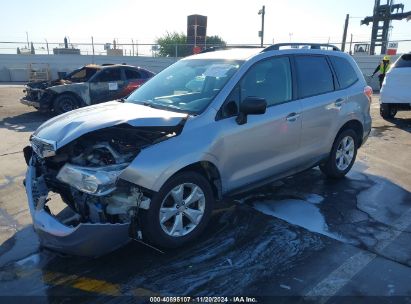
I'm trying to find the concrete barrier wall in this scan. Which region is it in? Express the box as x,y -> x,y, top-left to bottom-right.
0,54 -> 178,82
0,53 -> 401,91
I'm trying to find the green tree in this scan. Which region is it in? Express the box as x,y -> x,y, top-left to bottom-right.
205,35 -> 226,48
156,32 -> 226,57
156,32 -> 191,57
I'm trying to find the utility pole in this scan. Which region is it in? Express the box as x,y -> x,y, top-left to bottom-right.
131,39 -> 135,56
91,36 -> 95,56
26,31 -> 29,49
341,14 -> 349,52
45,39 -> 49,55
91,36 -> 95,63
349,33 -> 353,55
258,5 -> 265,47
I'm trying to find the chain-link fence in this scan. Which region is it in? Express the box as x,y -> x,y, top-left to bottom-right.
1,39 -> 410,57
0,41 -> 230,58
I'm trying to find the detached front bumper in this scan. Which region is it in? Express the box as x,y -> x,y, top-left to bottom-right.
25,160 -> 131,257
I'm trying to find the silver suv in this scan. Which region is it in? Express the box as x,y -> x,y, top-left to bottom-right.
24,43 -> 372,256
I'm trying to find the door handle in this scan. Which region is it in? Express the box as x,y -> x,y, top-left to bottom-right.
286,112 -> 300,122
335,98 -> 345,107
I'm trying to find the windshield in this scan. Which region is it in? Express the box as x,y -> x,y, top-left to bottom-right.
126,59 -> 243,114
65,67 -> 99,82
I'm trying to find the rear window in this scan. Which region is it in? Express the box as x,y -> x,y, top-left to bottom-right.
329,56 -> 358,89
295,56 -> 334,98
394,54 -> 411,68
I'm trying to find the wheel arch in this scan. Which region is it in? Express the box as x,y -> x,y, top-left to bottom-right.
335,119 -> 364,147
52,91 -> 85,107
170,161 -> 222,201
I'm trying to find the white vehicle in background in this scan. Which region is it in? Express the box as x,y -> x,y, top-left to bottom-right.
380,53 -> 411,119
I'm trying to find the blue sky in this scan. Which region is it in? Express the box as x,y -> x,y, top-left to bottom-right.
1,0 -> 410,53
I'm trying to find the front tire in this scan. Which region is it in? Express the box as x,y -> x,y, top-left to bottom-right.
53,94 -> 79,115
380,103 -> 397,119
320,129 -> 358,179
140,171 -> 214,248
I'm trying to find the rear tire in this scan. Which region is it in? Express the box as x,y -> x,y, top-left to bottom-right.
53,94 -> 79,115
380,103 -> 397,119
140,171 -> 214,248
320,129 -> 358,179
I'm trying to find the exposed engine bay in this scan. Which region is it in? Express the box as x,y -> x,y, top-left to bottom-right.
30,125 -> 176,229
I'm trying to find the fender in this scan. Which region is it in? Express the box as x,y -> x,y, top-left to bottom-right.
49,83 -> 89,106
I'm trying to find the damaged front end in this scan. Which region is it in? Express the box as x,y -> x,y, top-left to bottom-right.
20,83 -> 56,111
24,124 -> 177,256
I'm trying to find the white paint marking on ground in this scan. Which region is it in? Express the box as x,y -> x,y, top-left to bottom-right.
304,251 -> 376,303
304,206 -> 411,302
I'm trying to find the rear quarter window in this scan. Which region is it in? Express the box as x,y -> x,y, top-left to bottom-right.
394,54 -> 411,68
329,56 -> 358,89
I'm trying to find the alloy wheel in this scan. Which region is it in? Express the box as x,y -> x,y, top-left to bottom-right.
335,135 -> 355,171
159,183 -> 205,237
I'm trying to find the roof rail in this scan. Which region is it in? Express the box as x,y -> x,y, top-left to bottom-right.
200,45 -> 262,53
262,43 -> 340,52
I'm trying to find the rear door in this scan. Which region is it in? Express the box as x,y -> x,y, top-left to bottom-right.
89,67 -> 126,104
294,55 -> 342,161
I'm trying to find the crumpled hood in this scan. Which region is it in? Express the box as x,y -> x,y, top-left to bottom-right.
33,101 -> 188,149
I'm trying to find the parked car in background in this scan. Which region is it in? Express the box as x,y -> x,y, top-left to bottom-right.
380,53 -> 411,119
21,64 -> 155,114
23,43 -> 372,256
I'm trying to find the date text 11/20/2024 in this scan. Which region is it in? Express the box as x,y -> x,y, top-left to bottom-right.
149,297 -> 258,303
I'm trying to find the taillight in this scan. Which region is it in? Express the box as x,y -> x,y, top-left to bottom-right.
364,86 -> 373,103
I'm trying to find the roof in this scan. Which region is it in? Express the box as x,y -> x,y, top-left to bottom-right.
183,48 -> 263,61
84,64 -> 141,69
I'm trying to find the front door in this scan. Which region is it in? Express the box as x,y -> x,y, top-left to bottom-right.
214,56 -> 302,193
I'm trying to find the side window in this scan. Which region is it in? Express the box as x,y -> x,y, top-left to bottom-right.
295,56 -> 334,98
240,57 -> 292,107
329,56 -> 358,89
125,69 -> 141,80
220,57 -> 292,119
94,69 -> 122,82
395,54 -> 411,68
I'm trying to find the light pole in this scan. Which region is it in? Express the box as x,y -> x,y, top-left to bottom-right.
258,5 -> 265,47
45,39 -> 49,55
26,31 -> 29,49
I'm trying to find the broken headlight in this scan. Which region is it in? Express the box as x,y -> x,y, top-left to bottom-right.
56,163 -> 128,196
30,136 -> 56,158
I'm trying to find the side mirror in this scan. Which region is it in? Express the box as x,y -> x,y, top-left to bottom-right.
236,97 -> 267,125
